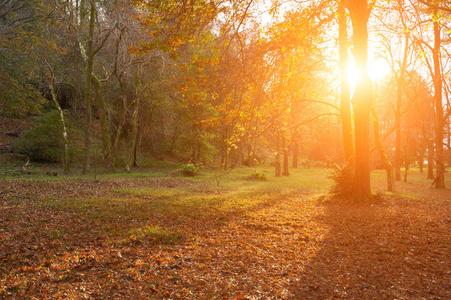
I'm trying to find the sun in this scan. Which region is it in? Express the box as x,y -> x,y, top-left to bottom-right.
347,57 -> 391,87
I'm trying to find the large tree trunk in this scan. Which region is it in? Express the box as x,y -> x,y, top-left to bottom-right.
432,14 -> 445,189
338,0 -> 354,162
82,0 -> 95,174
347,0 -> 372,201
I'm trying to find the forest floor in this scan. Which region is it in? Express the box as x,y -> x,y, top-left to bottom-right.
0,165 -> 450,299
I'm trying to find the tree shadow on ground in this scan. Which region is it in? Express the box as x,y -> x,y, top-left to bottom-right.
290,195 -> 451,299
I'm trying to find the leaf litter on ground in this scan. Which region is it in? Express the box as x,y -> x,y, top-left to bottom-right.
0,175 -> 450,299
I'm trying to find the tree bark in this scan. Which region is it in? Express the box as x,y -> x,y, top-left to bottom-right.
394,75 -> 403,181
404,156 -> 409,182
418,154 -> 424,173
448,119 -> 451,165
82,0 -> 95,174
427,139 -> 435,179
282,134 -> 289,176
347,0 -> 373,200
432,12 -> 445,188
223,128 -> 228,170
338,0 -> 354,162
49,84 -> 70,174
126,67 -> 142,172
275,131 -> 281,177
292,140 -> 299,168
92,74 -> 114,172
392,22 -> 411,181
372,108 -> 394,192
45,61 -> 69,174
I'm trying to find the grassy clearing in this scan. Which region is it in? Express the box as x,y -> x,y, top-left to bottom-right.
1,163 -> 450,299
371,168 -> 451,202
15,166 -> 331,245
22,165 -> 447,249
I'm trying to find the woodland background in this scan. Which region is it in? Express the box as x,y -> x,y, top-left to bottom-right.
1,1 -> 451,299
1,0 -> 451,190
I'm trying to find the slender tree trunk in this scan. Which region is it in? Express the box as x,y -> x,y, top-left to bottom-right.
45,61 -> 69,174
82,0 -> 95,174
418,153 -> 424,173
92,75 -> 114,172
292,140 -> 299,168
347,0 -> 372,200
404,157 -> 409,182
404,130 -> 409,182
79,0 -> 86,24
223,128 -> 228,170
247,142 -> 253,167
372,108 -> 394,192
133,133 -> 138,167
49,84 -> 70,174
394,76 -> 403,181
275,131 -> 281,177
112,70 -> 128,167
394,31 -> 410,181
448,119 -> 451,165
432,15 -> 445,188
338,0 -> 354,162
196,141 -> 201,162
283,134 -> 289,176
427,139 -> 435,179
419,131 -> 425,173
126,69 -> 142,172
113,110 -> 126,161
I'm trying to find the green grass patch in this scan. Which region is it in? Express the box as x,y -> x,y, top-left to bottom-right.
104,172 -> 166,179
126,225 -> 181,244
114,187 -> 186,198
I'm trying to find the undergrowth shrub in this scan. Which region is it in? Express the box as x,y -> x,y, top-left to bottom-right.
181,163 -> 199,176
328,161 -> 354,197
247,170 -> 268,181
12,110 -> 81,163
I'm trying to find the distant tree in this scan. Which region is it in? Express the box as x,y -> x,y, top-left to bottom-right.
0,0 -> 60,117
410,0 -> 451,188
377,0 -> 416,181
81,0 -> 96,174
